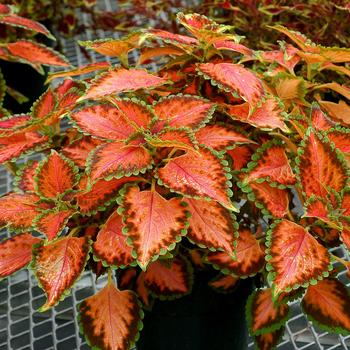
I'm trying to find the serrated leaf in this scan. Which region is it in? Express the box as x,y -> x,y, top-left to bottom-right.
225,98 -> 288,132
304,198 -> 331,223
302,278 -> 350,334
197,63 -> 264,105
269,25 -> 312,51
0,193 -> 41,230
6,40 -> 69,67
0,132 -> 48,164
121,186 -> 187,269
298,129 -> 348,198
315,83 -> 350,101
227,145 -> 254,171
246,145 -> 295,185
153,95 -> 214,130
79,281 -> 141,350
63,136 -> 102,167
0,233 -> 41,278
69,102 -> 135,141
247,288 -> 289,335
254,327 -> 285,350
138,46 -> 185,65
208,274 -> 238,293
83,68 -> 167,100
76,175 -> 139,215
93,211 -> 134,267
249,181 -> 289,218
207,228 -> 265,277
34,209 -> 74,241
0,4 -> 12,14
0,114 -> 30,135
311,104 -> 334,131
33,236 -> 90,310
327,129 -> 350,155
260,44 -> 300,72
184,198 -> 236,253
275,76 -> 306,101
143,256 -> 193,298
195,125 -> 252,151
158,149 -> 234,210
267,220 -> 331,295
0,14 -> 53,38
14,160 -> 39,192
147,29 -> 198,45
318,100 -> 350,126
35,151 -> 78,199
213,40 -> 253,57
88,142 -> 152,182
31,89 -> 56,120
135,272 -> 152,308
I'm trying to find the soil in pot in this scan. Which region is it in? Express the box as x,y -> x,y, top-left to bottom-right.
137,270 -> 253,350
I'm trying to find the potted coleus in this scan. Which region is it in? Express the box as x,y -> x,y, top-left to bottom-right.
0,12 -> 349,350
0,3 -> 70,113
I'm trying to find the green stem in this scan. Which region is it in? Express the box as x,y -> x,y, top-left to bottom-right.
4,162 -> 18,175
331,254 -> 348,267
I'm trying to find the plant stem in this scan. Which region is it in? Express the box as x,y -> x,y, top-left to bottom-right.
108,269 -> 113,284
331,253 -> 348,267
68,226 -> 81,237
4,162 -> 18,175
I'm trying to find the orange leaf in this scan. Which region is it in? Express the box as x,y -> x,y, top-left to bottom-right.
148,29 -> 198,45
227,145 -> 254,171
35,151 -> 78,199
254,327 -> 285,350
225,98 -> 288,132
14,160 -> 39,192
148,129 -> 197,152
34,209 -> 74,241
247,288 -> 289,335
121,186 -> 188,269
33,237 -> 90,310
184,198 -> 236,253
214,40 -> 253,57
93,211 -> 134,268
138,46 -> 185,65
208,274 -> 238,293
302,278 -> 350,334
197,63 -> 264,105
88,142 -> 152,182
0,132 -> 48,164
83,68 -> 167,100
143,257 -> 193,298
135,272 -> 152,308
153,95 -> 215,130
79,281 -> 141,350
207,228 -> 265,277
297,129 -> 348,198
267,220 -> 331,295
195,124 -> 252,151
0,233 -> 41,278
158,149 -> 235,210
31,88 -> 56,120
318,100 -> 350,126
76,175 -> 139,215
0,193 -> 41,230
311,104 -> 334,131
246,144 -> 295,185
6,40 -> 69,67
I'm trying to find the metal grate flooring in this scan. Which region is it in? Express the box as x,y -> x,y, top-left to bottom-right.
1,0 -> 350,349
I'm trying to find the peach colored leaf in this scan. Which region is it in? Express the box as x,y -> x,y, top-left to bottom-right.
153,95 -> 215,130
0,233 -> 41,278
79,281 -> 141,350
0,193 -> 41,230
88,142 -> 152,182
83,68 -> 167,100
208,274 -> 238,293
6,40 -> 69,67
34,209 -> 74,241
69,102 -> 135,141
147,29 -> 198,45
0,132 -> 48,164
195,124 -> 252,151
247,288 -> 289,335
143,257 -> 193,298
33,236 -> 90,310
249,181 -> 289,218
266,220 -> 331,295
121,186 -> 187,269
302,278 -> 350,334
311,104 -> 334,131
157,149 -> 234,210
318,100 -> 350,126
35,151 -> 78,199
197,63 -> 264,105
214,40 -> 253,57
93,211 -> 134,268
184,198 -> 236,253
75,175 -> 139,215
207,228 -> 265,277
245,144 -> 296,185
297,129 -> 348,198
225,98 -> 288,132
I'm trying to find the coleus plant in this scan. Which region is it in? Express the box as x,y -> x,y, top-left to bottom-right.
0,3 -> 70,108
0,11 -> 350,350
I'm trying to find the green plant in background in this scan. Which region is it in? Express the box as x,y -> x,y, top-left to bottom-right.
0,9 -> 349,350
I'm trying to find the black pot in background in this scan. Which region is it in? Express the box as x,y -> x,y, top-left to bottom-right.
137,271 -> 253,350
0,60 -> 47,114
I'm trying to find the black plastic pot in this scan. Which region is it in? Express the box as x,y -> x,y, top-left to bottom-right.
0,60 -> 47,114
137,271 -> 252,350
